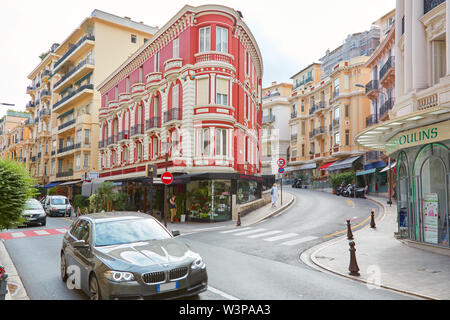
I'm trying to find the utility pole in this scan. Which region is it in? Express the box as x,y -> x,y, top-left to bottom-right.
164,152 -> 169,228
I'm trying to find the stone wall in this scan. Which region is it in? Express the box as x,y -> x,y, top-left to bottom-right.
240,190 -> 271,216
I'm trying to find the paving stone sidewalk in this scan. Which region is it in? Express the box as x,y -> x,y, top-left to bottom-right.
309,196 -> 450,300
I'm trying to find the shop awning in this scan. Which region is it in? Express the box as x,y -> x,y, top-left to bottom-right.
285,166 -> 303,172
327,156 -> 361,171
44,182 -> 62,189
299,163 -> 317,170
364,161 -> 386,170
319,162 -> 336,171
356,168 -> 377,176
380,162 -> 397,173
59,180 -> 82,186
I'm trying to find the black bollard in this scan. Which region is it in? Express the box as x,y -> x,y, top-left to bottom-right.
370,210 -> 376,229
347,220 -> 354,240
236,212 -> 242,227
348,241 -> 360,276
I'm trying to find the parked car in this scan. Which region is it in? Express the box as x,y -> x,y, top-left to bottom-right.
60,212 -> 208,300
44,196 -> 73,217
22,199 -> 46,227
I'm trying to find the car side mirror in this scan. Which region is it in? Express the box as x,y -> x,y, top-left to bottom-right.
171,230 -> 181,237
73,240 -> 89,248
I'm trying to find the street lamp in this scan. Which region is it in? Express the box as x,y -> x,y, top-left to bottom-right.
0,103 -> 15,107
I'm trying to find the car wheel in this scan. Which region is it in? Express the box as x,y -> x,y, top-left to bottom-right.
41,219 -> 46,227
61,253 -> 68,282
89,274 -> 102,300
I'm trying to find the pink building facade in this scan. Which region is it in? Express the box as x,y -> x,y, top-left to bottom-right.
96,5 -> 264,221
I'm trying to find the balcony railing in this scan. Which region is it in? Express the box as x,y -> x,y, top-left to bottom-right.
98,141 -> 104,149
366,114 -> 378,127
365,80 -> 379,94
380,98 -> 395,117
291,112 -> 298,119
332,89 -> 340,99
195,52 -> 233,65
291,134 -> 298,142
54,57 -> 94,89
54,34 -> 95,68
333,119 -> 340,127
40,90 -> 51,99
131,124 -> 144,136
58,145 -> 75,154
424,0 -> 445,15
380,56 -> 395,81
53,84 -> 93,109
58,119 -> 76,131
145,117 -> 161,131
366,151 -> 381,162
25,119 -> 35,126
164,108 -> 181,123
40,109 -> 51,117
26,101 -> 35,109
313,126 -> 326,137
56,171 -> 74,178
262,115 -> 276,123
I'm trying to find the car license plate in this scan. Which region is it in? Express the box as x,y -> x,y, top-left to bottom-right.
157,282 -> 178,293
26,217 -> 36,221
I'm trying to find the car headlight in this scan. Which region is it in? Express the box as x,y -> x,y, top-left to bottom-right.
104,271 -> 135,282
191,257 -> 206,270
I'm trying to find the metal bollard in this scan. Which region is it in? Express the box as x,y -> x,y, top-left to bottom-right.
348,241 -> 360,277
0,266 -> 8,300
77,207 -> 81,217
236,212 -> 242,227
370,210 -> 376,229
346,220 -> 354,240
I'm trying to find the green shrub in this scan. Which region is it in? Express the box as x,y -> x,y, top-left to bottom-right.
329,171 -> 356,191
48,186 -> 57,195
0,159 -> 37,230
73,194 -> 89,212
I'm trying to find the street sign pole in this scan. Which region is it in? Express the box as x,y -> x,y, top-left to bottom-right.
277,159 -> 286,207
281,175 -> 283,206
164,153 -> 169,227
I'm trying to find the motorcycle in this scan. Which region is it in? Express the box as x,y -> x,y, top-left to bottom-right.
292,179 -> 303,189
343,184 -> 367,198
336,183 -> 345,196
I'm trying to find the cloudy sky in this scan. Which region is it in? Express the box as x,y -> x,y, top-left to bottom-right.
0,0 -> 394,118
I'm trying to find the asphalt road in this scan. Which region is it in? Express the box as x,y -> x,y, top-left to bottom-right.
2,189 -> 416,300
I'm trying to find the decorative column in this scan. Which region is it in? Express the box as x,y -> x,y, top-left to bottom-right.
412,0 -> 428,90
404,0 -> 413,93
395,0 -> 405,98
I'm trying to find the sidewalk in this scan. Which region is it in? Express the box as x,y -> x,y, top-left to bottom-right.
305,195 -> 450,300
166,191 -> 295,234
0,239 -> 29,300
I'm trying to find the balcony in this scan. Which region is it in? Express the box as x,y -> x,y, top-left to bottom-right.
333,119 -> 340,128
107,136 -> 117,146
146,72 -> 163,91
164,58 -> 183,80
424,0 -> 445,15
41,70 -> 51,82
164,108 -> 181,123
53,84 -> 94,111
54,34 -> 95,69
366,151 -> 381,162
145,117 -> 161,131
25,119 -> 35,127
98,140 -> 105,149
40,108 -> 51,118
380,98 -> 395,119
131,124 -> 144,137
56,171 -> 74,178
332,89 -> 340,100
291,112 -> 298,119
58,144 -> 75,154
262,115 -> 276,123
31,156 -> 37,163
26,85 -> 35,94
58,119 -> 76,132
313,126 -> 326,138
26,101 -> 35,112
195,51 -> 234,66
131,83 -> 145,101
366,114 -> 378,128
379,56 -> 395,85
365,80 -> 379,99
118,131 -> 130,142
118,92 -> 131,108
54,57 -> 94,92
40,90 -> 51,101
291,134 -> 298,142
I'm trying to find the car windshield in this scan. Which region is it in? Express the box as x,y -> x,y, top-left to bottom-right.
51,198 -> 68,205
94,218 -> 171,247
25,200 -> 42,210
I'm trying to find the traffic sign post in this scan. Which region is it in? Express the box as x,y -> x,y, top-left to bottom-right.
161,172 -> 174,185
277,159 -> 286,206
146,165 -> 158,217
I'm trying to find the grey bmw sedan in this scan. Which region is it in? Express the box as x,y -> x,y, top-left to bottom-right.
60,212 -> 208,300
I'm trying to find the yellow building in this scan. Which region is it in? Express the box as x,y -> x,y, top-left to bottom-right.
0,110 -> 31,160
288,57 -> 372,187
25,9 -> 158,191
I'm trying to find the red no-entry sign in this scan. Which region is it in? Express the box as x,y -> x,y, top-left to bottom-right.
161,172 -> 173,185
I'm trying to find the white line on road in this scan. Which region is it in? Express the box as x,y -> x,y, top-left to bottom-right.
281,236 -> 318,246
220,227 -> 252,234
208,286 -> 240,300
34,230 -> 49,236
233,228 -> 267,236
11,232 -> 26,238
263,233 -> 299,242
56,229 -> 68,234
247,230 -> 282,239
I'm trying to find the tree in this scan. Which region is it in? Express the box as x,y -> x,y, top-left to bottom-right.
0,159 -> 37,230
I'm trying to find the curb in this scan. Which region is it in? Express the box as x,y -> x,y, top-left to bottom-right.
244,192 -> 296,227
0,239 -> 29,300
301,197 -> 438,301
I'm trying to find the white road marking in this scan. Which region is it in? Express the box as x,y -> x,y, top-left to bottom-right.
282,236 -> 318,246
264,233 -> 298,242
34,230 -> 49,236
56,229 -> 68,233
233,228 -> 267,236
247,230 -> 282,239
11,232 -> 26,238
220,227 -> 252,234
208,286 -> 240,300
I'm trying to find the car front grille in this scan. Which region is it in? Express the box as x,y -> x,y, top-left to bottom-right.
142,271 -> 165,284
169,267 -> 188,280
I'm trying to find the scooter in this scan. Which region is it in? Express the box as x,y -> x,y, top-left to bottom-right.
342,184 -> 354,197
336,183 -> 345,196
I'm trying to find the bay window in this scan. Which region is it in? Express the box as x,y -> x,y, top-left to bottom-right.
216,26 -> 228,53
199,27 -> 211,52
196,128 -> 210,156
216,128 -> 228,157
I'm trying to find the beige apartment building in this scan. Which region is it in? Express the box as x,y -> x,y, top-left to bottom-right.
24,9 -> 157,191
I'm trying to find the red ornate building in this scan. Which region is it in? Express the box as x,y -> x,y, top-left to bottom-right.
96,5 -> 264,221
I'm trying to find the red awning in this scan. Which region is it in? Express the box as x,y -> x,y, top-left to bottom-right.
319,162 -> 336,171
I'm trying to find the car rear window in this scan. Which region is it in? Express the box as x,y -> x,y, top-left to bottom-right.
94,218 -> 171,247
51,198 -> 68,205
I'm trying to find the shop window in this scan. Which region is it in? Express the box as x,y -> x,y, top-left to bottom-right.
237,180 -> 258,204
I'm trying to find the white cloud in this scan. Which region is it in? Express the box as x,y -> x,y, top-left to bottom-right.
0,0 -> 395,118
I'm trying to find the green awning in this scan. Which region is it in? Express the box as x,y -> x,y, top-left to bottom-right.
74,71 -> 92,87
57,109 -> 74,119
356,168 -> 377,176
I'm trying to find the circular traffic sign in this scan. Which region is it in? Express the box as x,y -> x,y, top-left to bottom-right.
278,167 -> 285,174
278,158 -> 286,168
161,172 -> 173,185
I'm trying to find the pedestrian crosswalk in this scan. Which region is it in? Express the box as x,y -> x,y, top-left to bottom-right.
220,227 -> 318,247
0,228 -> 69,241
